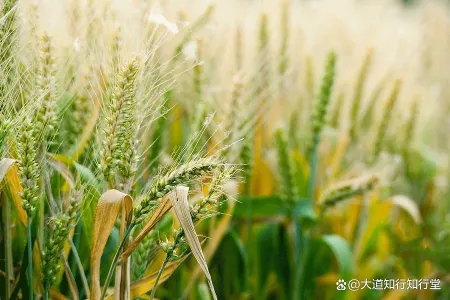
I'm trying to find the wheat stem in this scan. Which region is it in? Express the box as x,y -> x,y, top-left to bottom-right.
27,216 -> 33,300
2,190 -> 13,298
69,237 -> 90,297
149,254 -> 170,300
100,225 -> 133,300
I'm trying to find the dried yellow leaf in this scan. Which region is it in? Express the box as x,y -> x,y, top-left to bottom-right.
90,190 -> 133,300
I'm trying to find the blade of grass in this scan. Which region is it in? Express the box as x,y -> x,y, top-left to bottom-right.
89,190 -> 133,300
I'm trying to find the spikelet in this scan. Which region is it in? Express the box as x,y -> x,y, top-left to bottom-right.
188,40 -> 210,156
132,228 -> 158,280
307,51 -> 337,156
42,195 -> 80,290
257,13 -> 270,99
35,33 -> 57,141
190,166 -> 235,221
240,138 -> 253,195
0,0 -> 18,98
0,117 -> 11,156
320,174 -> 378,207
349,49 -> 373,140
223,28 -> 244,159
329,91 -> 345,128
15,117 -> 40,216
361,75 -> 388,130
66,71 -> 94,151
158,180 -> 231,300
148,90 -> 171,175
111,24 -> 121,73
100,57 -> 140,187
235,27 -> 243,71
275,129 -> 296,202
133,157 -> 220,224
68,0 -> 80,37
193,40 -> 204,97
85,0 -> 100,51
305,56 -> 315,100
370,80 -> 401,163
174,4 -> 215,56
132,211 -> 172,281
403,99 -> 418,155
279,0 -> 289,78
252,13 -> 270,194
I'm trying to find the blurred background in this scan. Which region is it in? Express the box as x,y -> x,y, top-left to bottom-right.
3,0 -> 450,299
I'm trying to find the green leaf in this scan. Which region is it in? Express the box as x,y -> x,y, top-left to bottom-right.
233,196 -> 316,225
233,196 -> 288,219
197,283 -> 212,300
256,224 -> 276,299
80,183 -> 101,246
210,229 -> 248,300
320,234 -> 353,280
274,224 -> 292,300
9,216 -> 39,300
293,200 -> 317,223
73,162 -> 101,188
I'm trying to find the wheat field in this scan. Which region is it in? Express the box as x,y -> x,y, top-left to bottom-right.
0,0 -> 449,299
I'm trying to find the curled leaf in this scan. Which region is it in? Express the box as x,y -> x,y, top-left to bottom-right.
391,195 -> 422,224
90,190 -> 133,300
183,195 -> 236,297
169,186 -> 217,300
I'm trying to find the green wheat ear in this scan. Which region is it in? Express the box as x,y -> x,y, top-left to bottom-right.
100,57 -> 140,188
0,0 -> 18,99
257,13 -> 270,98
349,48 -> 373,141
329,91 -> 345,128
320,174 -> 378,208
42,195 -> 80,293
240,138 -> 253,196
133,157 -> 220,225
16,117 -> 40,217
35,33 -> 58,143
0,117 -> 11,157
275,128 -> 296,203
403,98 -> 418,156
307,51 -> 337,157
279,0 -> 290,79
370,79 -> 401,163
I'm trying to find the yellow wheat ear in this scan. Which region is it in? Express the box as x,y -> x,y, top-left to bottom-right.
168,186 -> 217,300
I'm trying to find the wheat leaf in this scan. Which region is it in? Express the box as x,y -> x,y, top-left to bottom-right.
0,158 -> 27,225
391,195 -> 422,224
90,190 -> 133,300
183,196 -> 236,297
169,186 -> 217,300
